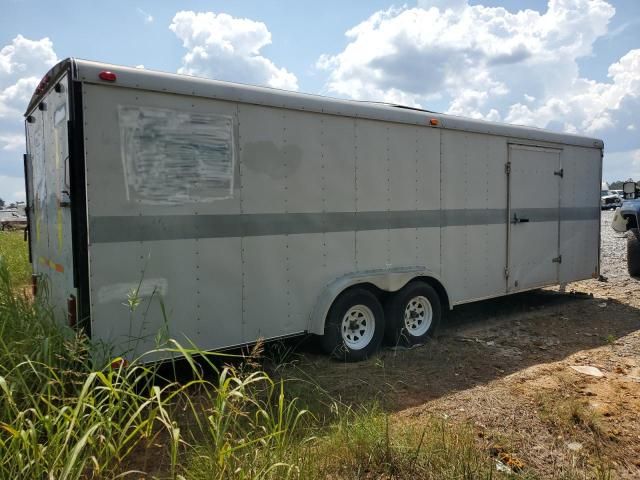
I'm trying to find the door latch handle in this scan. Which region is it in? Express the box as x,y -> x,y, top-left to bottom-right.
511,213 -> 530,224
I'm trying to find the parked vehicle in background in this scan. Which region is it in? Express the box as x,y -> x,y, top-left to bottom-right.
612,181 -> 640,276
0,208 -> 27,231
24,58 -> 603,362
601,189 -> 622,210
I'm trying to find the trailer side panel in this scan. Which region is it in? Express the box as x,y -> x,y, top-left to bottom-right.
80,81 -> 601,357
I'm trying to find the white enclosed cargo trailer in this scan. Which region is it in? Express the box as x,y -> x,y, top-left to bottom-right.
24,59 -> 603,361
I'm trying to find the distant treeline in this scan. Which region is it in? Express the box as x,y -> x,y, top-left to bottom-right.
608,180 -> 633,189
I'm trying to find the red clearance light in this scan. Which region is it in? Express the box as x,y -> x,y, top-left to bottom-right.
429,118 -> 440,126
35,75 -> 50,95
99,71 -> 117,82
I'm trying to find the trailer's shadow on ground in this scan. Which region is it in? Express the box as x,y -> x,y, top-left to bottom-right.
267,287 -> 640,414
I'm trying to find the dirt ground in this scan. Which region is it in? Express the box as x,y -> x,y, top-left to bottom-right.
283,210 -> 640,478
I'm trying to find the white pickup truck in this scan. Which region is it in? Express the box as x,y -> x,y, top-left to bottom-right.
601,190 -> 622,210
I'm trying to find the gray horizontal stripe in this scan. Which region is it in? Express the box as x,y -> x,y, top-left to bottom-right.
515,207 -> 600,222
559,206 -> 602,221
513,207 -> 559,222
89,207 -> 599,244
441,209 -> 506,227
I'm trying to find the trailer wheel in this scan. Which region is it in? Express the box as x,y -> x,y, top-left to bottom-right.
384,281 -> 441,347
320,288 -> 385,362
628,228 -> 640,278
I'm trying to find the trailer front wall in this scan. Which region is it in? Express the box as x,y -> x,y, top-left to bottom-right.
25,73 -> 75,316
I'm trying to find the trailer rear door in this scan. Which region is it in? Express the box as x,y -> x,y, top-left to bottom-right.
25,73 -> 76,315
507,144 -> 561,292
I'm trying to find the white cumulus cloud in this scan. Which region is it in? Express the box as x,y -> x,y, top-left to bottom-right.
0,175 -> 25,202
0,133 -> 23,151
0,35 -> 57,118
0,77 -> 39,117
318,0 -> 614,106
604,149 -> 640,183
316,0 -> 639,158
0,35 -> 57,83
170,11 -> 298,90
505,48 -> 640,152
0,35 -> 57,202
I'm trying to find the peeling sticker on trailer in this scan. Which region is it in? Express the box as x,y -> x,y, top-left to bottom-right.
118,106 -> 235,204
54,104 -> 66,127
39,256 -> 64,273
97,278 -> 169,304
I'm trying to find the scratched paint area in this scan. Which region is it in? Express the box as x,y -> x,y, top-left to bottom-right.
96,278 -> 168,304
28,114 -> 45,246
118,106 -> 235,204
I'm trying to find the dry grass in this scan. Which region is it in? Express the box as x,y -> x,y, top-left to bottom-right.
536,394 -> 604,437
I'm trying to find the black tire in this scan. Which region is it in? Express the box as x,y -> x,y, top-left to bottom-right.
384,281 -> 441,347
320,287 -> 385,362
628,228 -> 640,278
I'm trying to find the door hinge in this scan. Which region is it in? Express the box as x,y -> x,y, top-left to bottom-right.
505,162 -> 511,175
552,255 -> 562,264
554,168 -> 564,178
504,267 -> 510,278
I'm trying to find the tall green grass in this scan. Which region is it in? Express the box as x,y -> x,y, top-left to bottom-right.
0,231 -> 30,286
0,262 -> 155,477
0,242 -> 505,479
0,265 -> 313,478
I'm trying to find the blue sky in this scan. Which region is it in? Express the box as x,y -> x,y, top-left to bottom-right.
1,0 -> 639,201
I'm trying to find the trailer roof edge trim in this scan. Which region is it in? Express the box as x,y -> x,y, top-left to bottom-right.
26,58 -> 604,150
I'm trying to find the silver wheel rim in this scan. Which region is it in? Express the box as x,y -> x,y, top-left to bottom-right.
341,305 -> 375,350
404,296 -> 432,337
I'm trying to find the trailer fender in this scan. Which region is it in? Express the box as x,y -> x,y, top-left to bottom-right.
307,266 -> 447,335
